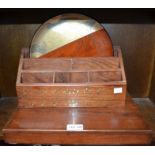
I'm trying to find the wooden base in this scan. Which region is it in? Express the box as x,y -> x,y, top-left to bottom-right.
2,97 -> 152,145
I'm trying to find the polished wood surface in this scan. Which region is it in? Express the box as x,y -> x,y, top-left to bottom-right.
39,29 -> 113,58
133,98 -> 155,141
3,96 -> 152,145
16,47 -> 126,108
1,97 -> 155,144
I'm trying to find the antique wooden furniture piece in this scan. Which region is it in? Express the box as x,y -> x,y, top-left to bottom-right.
2,14 -> 152,145
16,47 -> 126,108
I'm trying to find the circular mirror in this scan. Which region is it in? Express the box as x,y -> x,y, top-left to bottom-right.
30,13 -> 113,58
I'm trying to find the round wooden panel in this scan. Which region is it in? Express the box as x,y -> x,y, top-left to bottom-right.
30,13 -> 113,58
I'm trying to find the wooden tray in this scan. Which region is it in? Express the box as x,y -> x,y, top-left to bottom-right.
16,46 -> 126,108
2,96 -> 152,145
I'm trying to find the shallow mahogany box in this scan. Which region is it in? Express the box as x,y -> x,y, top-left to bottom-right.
16,46 -> 126,108
2,96 -> 152,145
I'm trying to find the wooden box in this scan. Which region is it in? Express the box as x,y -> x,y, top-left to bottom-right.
3,96 -> 152,145
16,46 -> 126,108
3,46 -> 152,145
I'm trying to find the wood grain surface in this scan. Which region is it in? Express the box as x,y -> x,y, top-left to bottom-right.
2,96 -> 152,145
